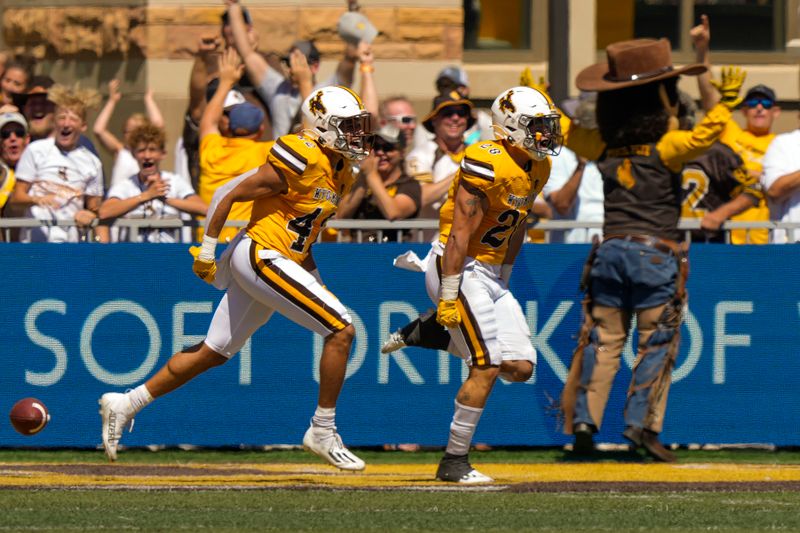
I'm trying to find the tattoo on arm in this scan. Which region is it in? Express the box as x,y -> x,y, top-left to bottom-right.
462,183 -> 486,218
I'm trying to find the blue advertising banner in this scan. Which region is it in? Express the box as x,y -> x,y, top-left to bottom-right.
2,243 -> 799,448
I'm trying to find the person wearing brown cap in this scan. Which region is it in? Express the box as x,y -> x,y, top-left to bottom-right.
691,15 -> 779,244
405,91 -> 475,229
558,37 -> 744,462
413,66 -> 494,151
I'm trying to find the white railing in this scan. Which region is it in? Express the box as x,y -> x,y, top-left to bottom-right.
0,217 -> 798,244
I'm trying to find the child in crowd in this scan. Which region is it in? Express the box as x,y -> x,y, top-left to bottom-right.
93,79 -> 165,187
98,123 -> 207,243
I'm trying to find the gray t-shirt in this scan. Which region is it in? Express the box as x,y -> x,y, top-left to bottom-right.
257,68 -> 340,138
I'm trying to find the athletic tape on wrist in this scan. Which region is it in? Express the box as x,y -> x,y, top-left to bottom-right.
199,235 -> 218,261
440,274 -> 461,301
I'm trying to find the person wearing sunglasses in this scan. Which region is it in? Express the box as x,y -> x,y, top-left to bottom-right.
691,14 -> 779,244
406,91 -> 475,235
0,111 -> 29,175
380,96 -> 418,150
0,112 -> 29,227
337,124 -> 421,242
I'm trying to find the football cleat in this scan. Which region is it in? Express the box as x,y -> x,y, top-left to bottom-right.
381,331 -> 407,354
436,453 -> 494,483
99,392 -> 135,462
303,425 -> 366,471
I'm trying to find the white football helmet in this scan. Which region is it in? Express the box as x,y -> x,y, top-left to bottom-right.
301,86 -> 372,161
491,86 -> 563,160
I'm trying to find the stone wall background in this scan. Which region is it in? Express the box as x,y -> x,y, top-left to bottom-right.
1,5 -> 462,61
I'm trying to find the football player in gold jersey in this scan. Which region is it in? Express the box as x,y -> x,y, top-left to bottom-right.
394,86 -> 561,483
99,86 -> 372,471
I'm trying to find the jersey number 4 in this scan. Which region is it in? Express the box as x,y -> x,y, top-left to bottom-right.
288,207 -> 327,252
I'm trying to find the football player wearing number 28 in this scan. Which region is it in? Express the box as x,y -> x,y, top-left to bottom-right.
99,86 -> 372,471
425,86 -> 561,483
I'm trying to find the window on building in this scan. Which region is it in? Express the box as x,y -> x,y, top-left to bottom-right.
463,0 -> 532,50
693,0 -> 784,50
597,0 -> 786,52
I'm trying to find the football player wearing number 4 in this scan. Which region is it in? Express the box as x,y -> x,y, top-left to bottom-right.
417,87 -> 561,483
99,86 -> 372,471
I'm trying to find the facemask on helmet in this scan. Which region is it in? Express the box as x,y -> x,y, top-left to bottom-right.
491,86 -> 563,161
301,86 -> 373,161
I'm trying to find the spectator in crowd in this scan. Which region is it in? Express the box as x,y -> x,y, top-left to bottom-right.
381,96 -> 418,152
406,91 -> 474,226
0,111 -> 31,236
0,111 -> 30,175
559,39 -> 742,462
226,0 -> 371,137
761,117 -> 800,243
356,42 -> 378,120
93,79 -> 165,188
692,14 -> 777,244
22,76 -> 57,142
220,3 -> 255,51
337,124 -> 421,241
99,123 -> 207,243
543,93 -> 603,244
180,35 -> 225,190
10,84 -> 107,243
0,60 -> 30,107
20,76 -> 102,158
414,66 -> 493,149
199,48 -> 270,243
681,139 -> 761,243
99,86 -> 371,472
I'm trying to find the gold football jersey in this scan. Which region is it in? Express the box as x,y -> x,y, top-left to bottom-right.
247,134 -> 355,263
438,140 -> 551,264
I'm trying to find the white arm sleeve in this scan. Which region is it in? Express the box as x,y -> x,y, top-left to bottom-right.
205,166 -> 260,233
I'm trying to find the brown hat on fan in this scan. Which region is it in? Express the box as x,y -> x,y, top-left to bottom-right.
576,38 -> 706,93
421,90 -> 476,133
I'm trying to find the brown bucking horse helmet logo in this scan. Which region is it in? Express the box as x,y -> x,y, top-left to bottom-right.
309,91 -> 327,117
498,90 -> 516,114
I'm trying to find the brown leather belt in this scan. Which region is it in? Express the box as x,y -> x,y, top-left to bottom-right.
603,233 -> 680,255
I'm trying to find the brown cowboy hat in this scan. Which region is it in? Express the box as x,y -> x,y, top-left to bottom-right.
576,38 -> 706,92
421,90 -> 476,133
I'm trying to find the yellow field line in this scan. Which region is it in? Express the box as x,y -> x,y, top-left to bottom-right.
1,462 -> 799,488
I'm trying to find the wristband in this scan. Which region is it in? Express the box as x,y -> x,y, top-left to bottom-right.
199,235 -> 218,261
359,64 -> 375,74
439,274 -> 461,301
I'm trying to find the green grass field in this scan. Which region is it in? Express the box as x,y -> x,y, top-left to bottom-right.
1,448 -> 800,532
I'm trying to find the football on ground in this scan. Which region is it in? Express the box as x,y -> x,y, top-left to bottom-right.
9,398 -> 50,435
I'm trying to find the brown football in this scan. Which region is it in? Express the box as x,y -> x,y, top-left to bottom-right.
9,398 -> 50,436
